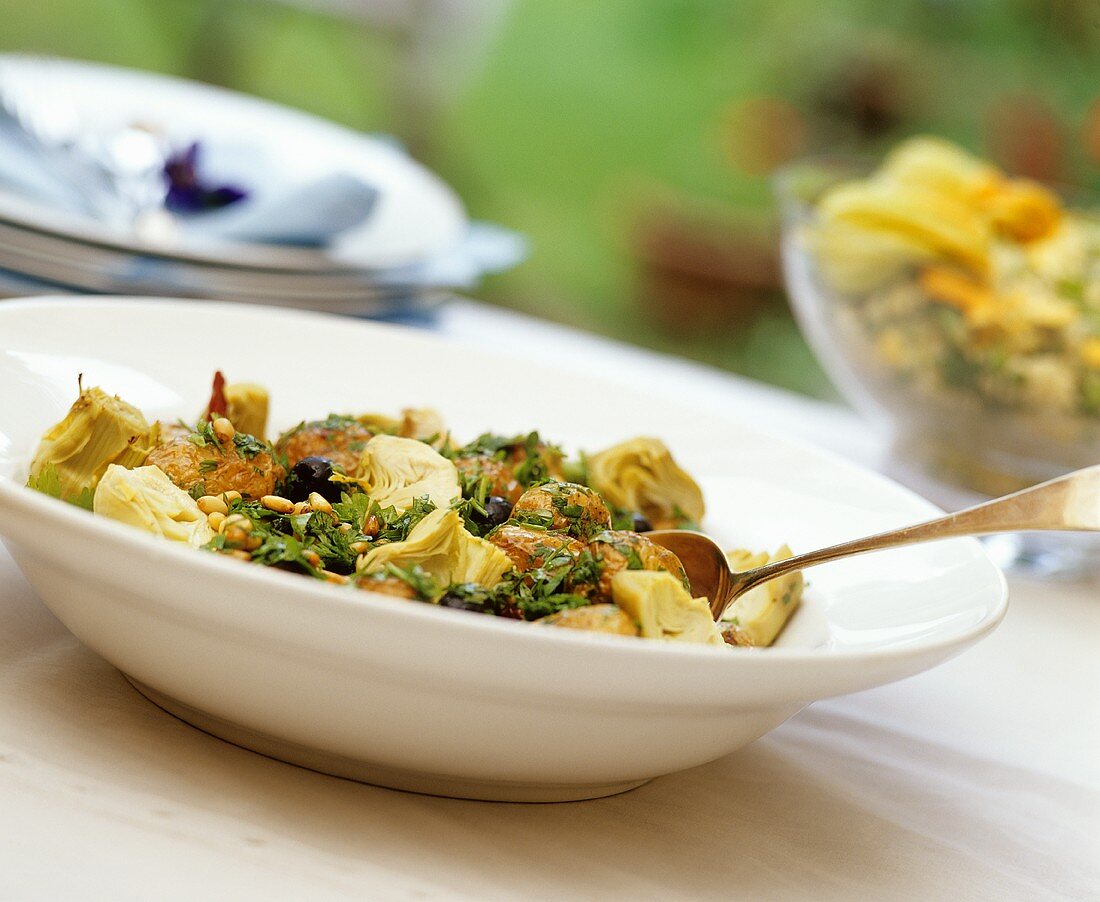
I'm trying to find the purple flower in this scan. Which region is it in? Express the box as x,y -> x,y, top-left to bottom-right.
163,141 -> 247,213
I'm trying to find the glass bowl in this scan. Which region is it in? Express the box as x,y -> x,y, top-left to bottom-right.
775,157 -> 1100,577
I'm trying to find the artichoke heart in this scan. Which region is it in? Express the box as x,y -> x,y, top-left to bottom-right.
610,570 -> 723,645
357,434 -> 460,511
357,508 -> 511,588
587,437 -> 704,527
223,382 -> 269,439
721,544 -> 803,647
93,464 -> 214,546
355,412 -> 402,434
30,386 -> 153,502
398,407 -> 449,446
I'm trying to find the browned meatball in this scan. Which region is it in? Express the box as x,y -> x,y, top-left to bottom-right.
154,421 -> 191,444
454,454 -> 523,504
147,433 -> 284,500
488,525 -> 584,572
276,416 -> 373,473
587,530 -> 689,601
536,604 -> 640,636
357,575 -> 418,600
512,481 -> 611,537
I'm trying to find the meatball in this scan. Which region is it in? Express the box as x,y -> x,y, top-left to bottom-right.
357,575 -> 418,600
488,525 -> 585,572
147,432 -> 284,500
154,421 -> 191,444
512,481 -> 611,538
276,416 -> 373,473
537,603 -> 640,636
587,530 -> 688,601
454,454 -> 523,504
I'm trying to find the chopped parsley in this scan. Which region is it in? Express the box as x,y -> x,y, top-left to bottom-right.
672,506 -> 701,531
452,492 -> 490,536
319,413 -> 359,431
445,430 -> 563,490
26,462 -> 94,511
232,432 -> 268,459
382,562 -> 441,600
489,546 -> 605,620
373,496 -> 437,543
332,491 -> 373,527
510,508 -> 554,530
513,431 -> 560,488
186,420 -> 217,448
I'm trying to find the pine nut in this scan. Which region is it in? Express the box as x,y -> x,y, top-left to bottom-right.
292,501 -> 312,516
243,535 -> 263,551
223,513 -> 252,532
221,490 -> 242,504
308,492 -> 333,514
207,511 -> 226,532
224,526 -> 248,546
337,523 -> 353,535
303,550 -> 322,568
322,571 -> 349,585
350,540 -> 372,554
197,495 -> 229,515
261,495 -> 294,514
212,417 -> 235,443
362,514 -> 381,537
228,549 -> 251,562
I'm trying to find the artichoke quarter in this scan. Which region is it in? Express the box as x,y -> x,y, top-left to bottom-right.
356,434 -> 460,511
586,437 -> 704,529
610,570 -> 724,645
357,507 -> 511,589
721,545 -> 803,647
93,465 -> 214,546
222,382 -> 269,440
29,386 -> 153,503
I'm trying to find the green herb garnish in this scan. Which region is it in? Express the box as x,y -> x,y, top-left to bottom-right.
383,562 -> 441,600
232,432 -> 268,459
26,462 -> 95,510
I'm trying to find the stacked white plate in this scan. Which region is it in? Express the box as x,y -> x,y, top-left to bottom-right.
0,56 -> 519,315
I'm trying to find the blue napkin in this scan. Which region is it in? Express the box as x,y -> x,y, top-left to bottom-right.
0,109 -> 105,216
178,171 -> 377,246
0,121 -> 377,247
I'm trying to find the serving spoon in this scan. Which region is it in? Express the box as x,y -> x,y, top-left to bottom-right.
648,464 -> 1100,621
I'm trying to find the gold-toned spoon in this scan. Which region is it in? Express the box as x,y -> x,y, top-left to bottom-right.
648,464 -> 1100,621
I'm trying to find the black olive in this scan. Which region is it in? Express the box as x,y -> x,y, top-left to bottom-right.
470,495 -> 513,530
631,512 -> 653,533
287,456 -> 341,503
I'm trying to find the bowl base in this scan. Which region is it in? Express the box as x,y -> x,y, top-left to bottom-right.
124,676 -> 651,803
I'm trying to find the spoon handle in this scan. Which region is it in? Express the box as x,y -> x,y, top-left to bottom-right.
732,464 -> 1100,598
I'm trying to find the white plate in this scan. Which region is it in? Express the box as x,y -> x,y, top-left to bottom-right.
0,297 -> 1007,802
0,219 -> 450,315
0,56 -> 467,271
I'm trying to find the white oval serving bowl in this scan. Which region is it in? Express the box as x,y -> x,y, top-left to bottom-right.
0,298 -> 1008,802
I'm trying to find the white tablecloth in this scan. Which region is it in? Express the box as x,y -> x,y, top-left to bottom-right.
1,300 -> 1097,900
